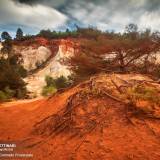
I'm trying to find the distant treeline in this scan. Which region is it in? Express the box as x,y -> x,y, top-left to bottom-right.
0,25 -> 122,41
35,26 -> 112,39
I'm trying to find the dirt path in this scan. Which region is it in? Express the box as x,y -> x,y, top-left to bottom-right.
0,97 -> 44,108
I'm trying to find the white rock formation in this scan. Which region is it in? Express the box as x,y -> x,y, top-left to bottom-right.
0,42 -> 2,50
24,40 -> 75,97
14,46 -> 52,70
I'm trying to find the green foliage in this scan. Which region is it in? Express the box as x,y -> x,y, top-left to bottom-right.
39,29 -> 53,39
42,75 -> 71,96
1,32 -> 12,41
4,86 -> 15,99
16,28 -> 23,40
38,26 -> 102,39
0,86 -> 16,102
77,27 -> 102,39
127,85 -> 160,105
54,76 -> 70,89
45,75 -> 70,89
0,60 -> 27,99
0,33 -> 27,100
45,75 -> 56,87
38,29 -> 78,39
0,91 -> 8,102
126,85 -> 160,118
42,86 -> 57,97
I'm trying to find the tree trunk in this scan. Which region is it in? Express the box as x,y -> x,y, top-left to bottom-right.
118,52 -> 126,72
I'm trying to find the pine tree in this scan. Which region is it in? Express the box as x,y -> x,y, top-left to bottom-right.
1,32 -> 12,41
16,28 -> 23,40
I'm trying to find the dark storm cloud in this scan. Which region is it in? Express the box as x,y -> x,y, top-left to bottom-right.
14,0 -> 160,11
145,0 -> 160,11
14,0 -> 37,5
13,0 -> 68,8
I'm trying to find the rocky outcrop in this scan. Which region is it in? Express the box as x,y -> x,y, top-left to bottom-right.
14,45 -> 52,70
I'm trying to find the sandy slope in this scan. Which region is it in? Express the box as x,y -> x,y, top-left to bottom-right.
0,74 -> 160,160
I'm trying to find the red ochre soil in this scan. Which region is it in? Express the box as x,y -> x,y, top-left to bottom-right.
0,74 -> 160,160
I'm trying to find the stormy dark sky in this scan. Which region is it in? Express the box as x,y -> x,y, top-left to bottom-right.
0,0 -> 160,36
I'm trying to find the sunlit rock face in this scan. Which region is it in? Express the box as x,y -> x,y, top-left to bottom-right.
0,42 -> 2,50
56,39 -> 75,59
24,39 -> 77,97
13,45 -> 52,70
154,52 -> 160,64
49,39 -> 75,77
133,52 -> 160,65
0,43 -> 3,58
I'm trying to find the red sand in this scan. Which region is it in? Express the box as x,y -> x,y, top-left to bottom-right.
0,75 -> 160,160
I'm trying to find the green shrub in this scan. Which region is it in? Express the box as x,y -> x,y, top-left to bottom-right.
45,75 -> 56,87
0,37 -> 27,100
0,87 -> 16,102
0,91 -> 8,102
126,85 -> 160,105
4,86 -> 15,99
54,76 -> 70,89
41,75 -> 72,97
42,86 -> 57,96
45,75 -> 71,89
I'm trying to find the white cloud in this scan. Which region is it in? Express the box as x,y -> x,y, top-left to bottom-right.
0,0 -> 68,30
139,11 -> 160,30
64,0 -> 160,32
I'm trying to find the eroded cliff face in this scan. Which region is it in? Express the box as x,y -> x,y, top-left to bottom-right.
23,39 -> 78,97
13,45 -> 52,70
